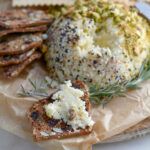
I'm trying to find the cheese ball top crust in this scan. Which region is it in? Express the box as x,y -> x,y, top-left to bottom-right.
45,0 -> 150,88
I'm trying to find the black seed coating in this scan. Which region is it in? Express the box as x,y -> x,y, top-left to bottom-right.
93,60 -> 98,64
75,75 -> 79,80
65,49 -> 68,53
115,76 -> 118,79
56,57 -> 60,62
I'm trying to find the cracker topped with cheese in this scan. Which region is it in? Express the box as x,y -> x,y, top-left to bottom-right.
27,81 -> 94,141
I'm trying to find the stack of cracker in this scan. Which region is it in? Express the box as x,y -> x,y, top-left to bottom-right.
0,9 -> 52,79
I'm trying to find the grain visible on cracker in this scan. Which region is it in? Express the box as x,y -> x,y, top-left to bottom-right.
0,33 -> 42,55
12,0 -> 76,7
0,48 -> 36,66
0,9 -> 52,29
3,51 -> 42,79
27,81 -> 93,142
0,25 -> 47,38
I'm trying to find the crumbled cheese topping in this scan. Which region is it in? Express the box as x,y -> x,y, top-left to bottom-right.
45,80 -> 94,130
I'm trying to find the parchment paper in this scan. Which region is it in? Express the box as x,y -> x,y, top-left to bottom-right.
1,0 -> 150,150
1,63 -> 150,150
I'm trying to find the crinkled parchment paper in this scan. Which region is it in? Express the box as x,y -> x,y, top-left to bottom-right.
1,0 -> 150,150
1,62 -> 150,150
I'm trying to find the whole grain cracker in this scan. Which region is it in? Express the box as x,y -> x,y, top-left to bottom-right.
0,48 -> 36,66
3,51 -> 42,79
12,0 -> 76,7
0,25 -> 47,38
0,33 -> 42,55
0,9 -> 52,29
27,81 -> 92,142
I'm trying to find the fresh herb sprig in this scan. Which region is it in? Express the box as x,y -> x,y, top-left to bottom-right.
18,78 -> 49,97
18,59 -> 150,105
89,59 -> 150,105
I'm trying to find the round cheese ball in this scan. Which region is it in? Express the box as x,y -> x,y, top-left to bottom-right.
45,0 -> 150,88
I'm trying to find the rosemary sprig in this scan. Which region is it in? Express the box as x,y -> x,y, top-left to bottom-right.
18,59 -> 150,106
18,78 -> 49,97
89,59 -> 150,105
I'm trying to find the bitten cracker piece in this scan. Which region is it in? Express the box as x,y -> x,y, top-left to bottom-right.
0,9 -> 52,29
27,81 -> 92,142
3,51 -> 42,79
0,33 -> 42,55
0,25 -> 47,38
0,48 -> 36,66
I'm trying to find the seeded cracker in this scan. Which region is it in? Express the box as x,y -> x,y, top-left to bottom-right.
0,25 -> 47,38
27,81 -> 91,142
0,48 -> 36,66
3,51 -> 42,79
0,9 -> 52,29
0,33 -> 42,55
12,0 -> 76,7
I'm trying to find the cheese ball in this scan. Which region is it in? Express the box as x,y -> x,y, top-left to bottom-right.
45,0 -> 150,88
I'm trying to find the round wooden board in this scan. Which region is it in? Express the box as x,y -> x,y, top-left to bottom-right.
103,117 -> 150,143
1,0 -> 150,144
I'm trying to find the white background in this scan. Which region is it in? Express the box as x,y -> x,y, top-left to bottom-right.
0,128 -> 150,150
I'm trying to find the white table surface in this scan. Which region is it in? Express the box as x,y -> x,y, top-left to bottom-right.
0,128 -> 150,150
